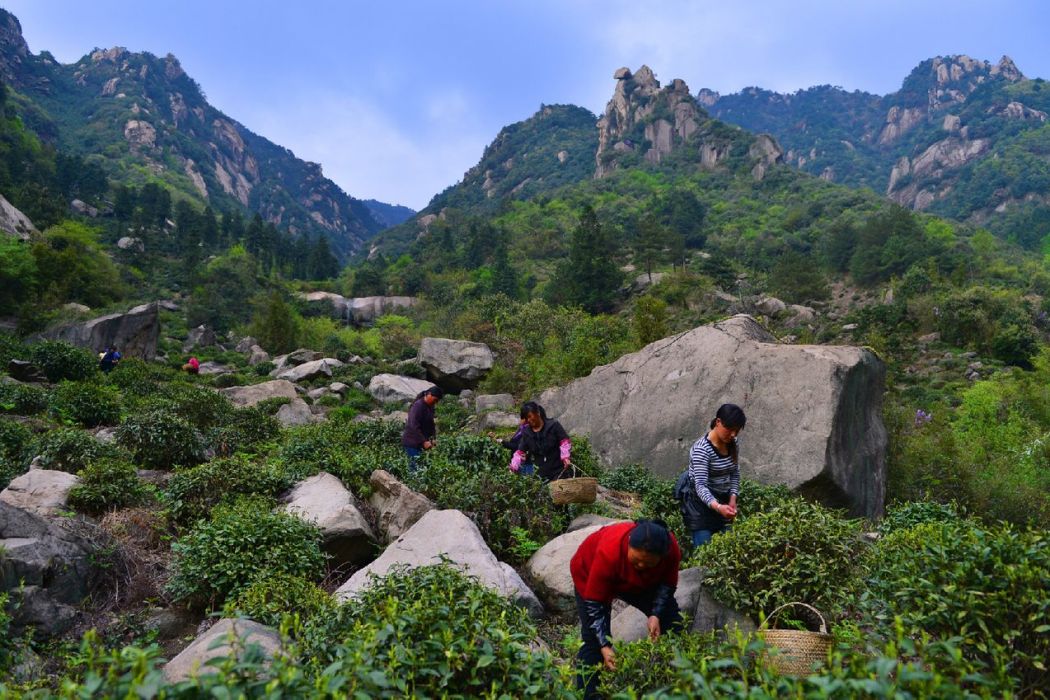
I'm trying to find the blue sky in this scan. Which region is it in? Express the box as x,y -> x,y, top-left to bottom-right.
3,1 -> 1048,210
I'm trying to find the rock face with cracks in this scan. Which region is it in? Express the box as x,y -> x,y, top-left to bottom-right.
541,315 -> 886,516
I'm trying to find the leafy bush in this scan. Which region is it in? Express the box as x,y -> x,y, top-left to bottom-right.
406,434 -> 569,562
864,520 -> 1050,695
68,458 -> 150,516
276,418 -> 404,492
0,381 -> 49,415
167,497 -> 326,608
252,360 -> 275,376
165,456 -> 297,527
28,340 -> 97,382
49,380 -> 122,427
146,382 -> 234,430
34,427 -> 114,473
212,373 -> 246,389
222,572 -> 335,629
299,564 -> 575,698
208,406 -> 281,457
699,499 -> 864,622
105,358 -> 173,398
116,409 -> 207,470
736,479 -> 799,518
877,499 -> 961,535
0,418 -> 33,463
0,333 -> 26,368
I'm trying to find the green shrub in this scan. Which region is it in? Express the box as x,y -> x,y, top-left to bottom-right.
0,381 -> 49,415
167,497 -> 326,609
699,499 -> 864,622
222,572 -> 335,629
736,479 -> 799,518
35,427 -> 116,473
877,499 -> 961,535
116,409 -> 206,470
146,382 -> 234,430
406,434 -> 570,562
208,406 -> 281,457
252,360 -> 275,376
864,520 -> 1050,695
254,396 -> 292,415
0,418 -> 33,462
276,418 -> 404,491
49,380 -> 122,427
299,564 -> 575,698
28,340 -> 97,382
68,458 -> 150,516
0,333 -> 26,368
165,456 -> 296,527
212,373 -> 246,389
105,358 -> 173,398
0,456 -> 24,491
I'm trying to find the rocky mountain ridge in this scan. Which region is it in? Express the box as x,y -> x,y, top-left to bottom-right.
699,54 -> 1050,245
0,9 -> 386,260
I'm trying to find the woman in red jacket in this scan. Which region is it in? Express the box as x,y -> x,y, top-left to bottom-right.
570,519 -> 682,699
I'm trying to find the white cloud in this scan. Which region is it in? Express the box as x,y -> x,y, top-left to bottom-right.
249,94 -> 488,210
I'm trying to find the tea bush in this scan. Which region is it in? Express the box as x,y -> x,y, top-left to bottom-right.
864,520 -> 1050,695
116,409 -> 206,470
48,380 -> 122,427
299,563 -> 576,698
406,435 -> 569,562
0,418 -> 33,463
222,572 -> 335,629
208,406 -> 281,457
276,418 -> 404,492
167,497 -> 326,608
0,382 -> 48,415
877,499 -> 961,535
34,427 -> 116,473
699,499 -> 864,622
68,457 -> 150,515
165,456 -> 297,527
105,358 -> 174,398
146,382 -> 234,430
28,340 -> 97,382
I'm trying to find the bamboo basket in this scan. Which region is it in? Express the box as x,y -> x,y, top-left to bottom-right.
757,602 -> 833,675
548,464 -> 598,505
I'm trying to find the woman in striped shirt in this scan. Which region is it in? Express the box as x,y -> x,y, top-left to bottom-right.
686,403 -> 746,546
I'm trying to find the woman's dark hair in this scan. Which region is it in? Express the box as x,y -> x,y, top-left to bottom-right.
628,518 -> 671,556
415,386 -> 445,401
520,401 -> 547,420
709,403 -> 746,430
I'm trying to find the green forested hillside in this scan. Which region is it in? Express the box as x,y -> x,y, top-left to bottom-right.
0,9 -> 384,260
702,55 -> 1050,250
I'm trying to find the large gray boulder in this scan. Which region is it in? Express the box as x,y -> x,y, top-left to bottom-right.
348,296 -> 417,326
282,473 -> 375,565
0,470 -> 79,517
335,509 -> 543,617
367,373 -> 435,405
525,522 -> 629,614
418,337 -> 494,391
34,302 -> 160,360
163,619 -> 283,682
476,394 -> 516,414
610,567 -> 704,642
183,324 -> 216,352
275,358 -> 344,383
691,587 -> 756,636
0,501 -> 100,636
0,193 -> 35,240
368,469 -> 435,543
275,398 -> 317,427
540,315 -> 886,516
219,379 -> 298,408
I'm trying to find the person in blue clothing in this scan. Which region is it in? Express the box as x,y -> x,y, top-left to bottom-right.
401,386 -> 444,473
98,345 -> 121,373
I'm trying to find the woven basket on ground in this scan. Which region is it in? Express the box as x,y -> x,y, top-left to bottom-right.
548,464 -> 598,505
757,602 -> 833,675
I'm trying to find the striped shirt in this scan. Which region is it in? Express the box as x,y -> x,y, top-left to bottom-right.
688,435 -> 740,506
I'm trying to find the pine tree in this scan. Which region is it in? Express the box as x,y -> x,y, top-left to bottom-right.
552,206 -> 621,313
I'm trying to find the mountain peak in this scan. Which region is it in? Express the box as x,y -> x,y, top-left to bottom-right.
0,8 -> 30,84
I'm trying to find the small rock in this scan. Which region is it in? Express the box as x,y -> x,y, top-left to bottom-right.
841,324 -> 859,331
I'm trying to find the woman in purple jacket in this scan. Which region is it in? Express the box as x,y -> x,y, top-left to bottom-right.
401,386 -> 444,473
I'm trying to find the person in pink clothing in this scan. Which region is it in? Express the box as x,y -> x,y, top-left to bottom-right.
507,401 -> 572,482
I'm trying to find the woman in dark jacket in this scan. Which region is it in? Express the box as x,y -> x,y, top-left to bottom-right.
401,386 -> 444,473
571,519 -> 682,699
495,404 -> 535,476
507,402 -> 571,482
